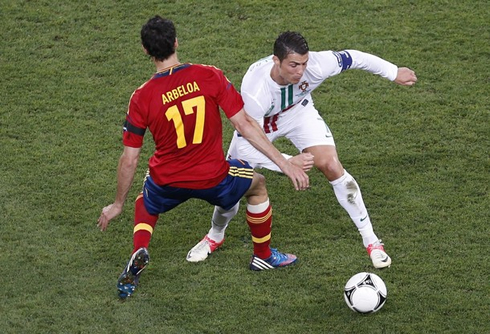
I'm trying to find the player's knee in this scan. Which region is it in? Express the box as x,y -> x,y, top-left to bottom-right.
254,172 -> 267,191
316,157 -> 343,180
246,172 -> 268,199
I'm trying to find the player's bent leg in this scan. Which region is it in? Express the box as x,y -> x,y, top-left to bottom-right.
117,247 -> 150,299
305,145 -> 391,269
303,145 -> 344,181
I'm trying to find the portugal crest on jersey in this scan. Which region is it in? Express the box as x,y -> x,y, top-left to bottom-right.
299,80 -> 309,92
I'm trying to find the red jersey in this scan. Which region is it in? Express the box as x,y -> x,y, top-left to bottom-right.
123,63 -> 244,189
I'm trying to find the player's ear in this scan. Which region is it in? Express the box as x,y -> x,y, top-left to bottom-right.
272,55 -> 280,66
174,38 -> 179,49
142,44 -> 149,55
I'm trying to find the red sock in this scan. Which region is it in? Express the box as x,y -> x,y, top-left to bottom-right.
133,194 -> 158,254
246,204 -> 272,259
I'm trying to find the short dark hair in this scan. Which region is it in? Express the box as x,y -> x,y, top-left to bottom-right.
141,16 -> 176,61
273,31 -> 309,62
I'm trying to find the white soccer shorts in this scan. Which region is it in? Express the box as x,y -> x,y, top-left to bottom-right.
227,99 -> 335,172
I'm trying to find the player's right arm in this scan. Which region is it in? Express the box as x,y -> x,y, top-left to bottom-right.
234,91 -> 314,173
98,89 -> 145,232
229,109 -> 309,191
98,145 -> 141,231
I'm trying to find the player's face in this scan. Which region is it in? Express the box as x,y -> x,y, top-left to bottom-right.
276,52 -> 309,85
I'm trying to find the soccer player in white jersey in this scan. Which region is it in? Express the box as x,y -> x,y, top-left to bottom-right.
187,31 -> 417,269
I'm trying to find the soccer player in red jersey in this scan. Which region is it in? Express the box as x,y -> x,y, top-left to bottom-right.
97,16 -> 309,299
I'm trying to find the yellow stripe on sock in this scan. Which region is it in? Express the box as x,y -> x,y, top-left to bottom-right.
134,223 -> 153,235
252,233 -> 271,244
246,209 -> 272,224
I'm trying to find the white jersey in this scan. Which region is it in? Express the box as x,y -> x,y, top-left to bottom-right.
228,50 -> 399,171
241,50 -> 398,125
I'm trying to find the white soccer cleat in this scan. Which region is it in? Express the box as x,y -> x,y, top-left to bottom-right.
186,235 -> 224,262
367,240 -> 392,269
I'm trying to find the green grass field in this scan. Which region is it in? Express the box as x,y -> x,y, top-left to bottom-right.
1,1 -> 489,333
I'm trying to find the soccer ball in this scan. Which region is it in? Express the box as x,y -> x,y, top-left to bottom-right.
344,272 -> 387,313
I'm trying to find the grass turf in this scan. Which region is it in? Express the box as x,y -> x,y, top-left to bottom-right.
1,1 -> 488,333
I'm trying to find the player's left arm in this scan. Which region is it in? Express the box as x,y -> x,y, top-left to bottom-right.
98,145 -> 141,231
340,50 -> 417,85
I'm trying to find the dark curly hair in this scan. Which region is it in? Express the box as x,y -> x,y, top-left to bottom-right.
141,16 -> 176,61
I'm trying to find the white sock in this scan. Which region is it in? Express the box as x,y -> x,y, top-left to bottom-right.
208,203 -> 239,242
246,198 -> 270,214
330,170 -> 378,247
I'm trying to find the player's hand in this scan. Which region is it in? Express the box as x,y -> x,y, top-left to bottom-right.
394,67 -> 417,86
282,162 -> 310,191
97,203 -> 123,231
289,152 -> 315,172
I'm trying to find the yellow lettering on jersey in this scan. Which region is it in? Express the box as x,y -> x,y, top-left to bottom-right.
172,89 -> 179,99
177,85 -> 185,96
165,91 -> 174,104
190,81 -> 200,92
161,81 -> 201,105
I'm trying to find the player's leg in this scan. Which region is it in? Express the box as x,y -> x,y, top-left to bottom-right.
188,130 -> 282,261
244,172 -> 297,270
289,105 -> 391,268
304,145 -> 391,268
187,160 -> 296,269
132,193 -> 159,253
304,145 -> 372,234
191,115 -> 290,256
187,171 -> 278,263
117,193 -> 155,299
118,173 -> 184,299
186,159 -> 251,262
309,145 -> 391,268
187,131 -> 281,262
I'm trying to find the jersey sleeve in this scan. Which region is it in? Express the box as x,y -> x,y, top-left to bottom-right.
311,50 -> 398,82
239,66 -> 270,126
340,50 -> 398,81
215,69 -> 244,119
122,89 -> 147,148
241,91 -> 266,127
309,51 -> 346,79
